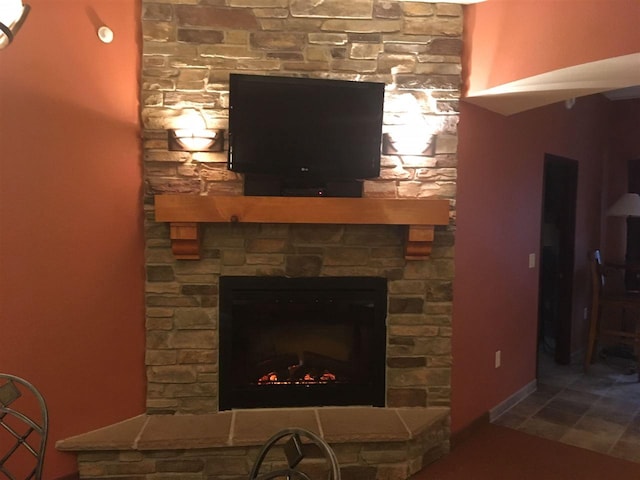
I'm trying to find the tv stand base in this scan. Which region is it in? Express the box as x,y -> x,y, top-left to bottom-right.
244,175 -> 363,198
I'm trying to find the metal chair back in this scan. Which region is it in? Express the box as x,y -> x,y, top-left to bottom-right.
0,374 -> 48,480
249,428 -> 341,480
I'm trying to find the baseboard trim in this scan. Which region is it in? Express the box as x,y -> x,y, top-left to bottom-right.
489,379 -> 537,422
452,380 -> 537,449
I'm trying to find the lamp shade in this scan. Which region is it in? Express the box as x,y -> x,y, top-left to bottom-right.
606,193 -> 640,217
0,1 -> 30,49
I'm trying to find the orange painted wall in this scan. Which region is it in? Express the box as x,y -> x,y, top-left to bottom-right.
452,94 -> 624,432
464,0 -> 640,94
0,1 -> 145,477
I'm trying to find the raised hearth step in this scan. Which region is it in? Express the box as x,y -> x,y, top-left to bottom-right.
56,406 -> 449,451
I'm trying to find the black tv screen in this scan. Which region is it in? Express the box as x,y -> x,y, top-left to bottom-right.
227,74 -> 385,196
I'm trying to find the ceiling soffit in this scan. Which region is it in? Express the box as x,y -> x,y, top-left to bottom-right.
464,53 -> 640,116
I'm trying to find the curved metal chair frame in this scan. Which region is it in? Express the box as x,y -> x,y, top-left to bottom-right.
249,428 -> 341,480
0,374 -> 48,480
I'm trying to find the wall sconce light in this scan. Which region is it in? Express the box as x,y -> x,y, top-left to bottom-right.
382,132 -> 436,156
607,193 -> 640,217
0,1 -> 30,49
168,128 -> 225,152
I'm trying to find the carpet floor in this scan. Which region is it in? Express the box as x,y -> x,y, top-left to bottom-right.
410,422 -> 640,479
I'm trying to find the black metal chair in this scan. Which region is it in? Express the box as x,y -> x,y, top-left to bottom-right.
249,428 -> 341,480
0,374 -> 48,480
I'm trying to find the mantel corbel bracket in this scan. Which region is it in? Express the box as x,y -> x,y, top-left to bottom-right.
405,225 -> 435,260
169,222 -> 201,259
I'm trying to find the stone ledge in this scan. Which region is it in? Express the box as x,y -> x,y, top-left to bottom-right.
56,406 -> 449,451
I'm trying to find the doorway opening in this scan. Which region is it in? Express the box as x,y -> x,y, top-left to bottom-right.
625,159 -> 640,291
538,155 -> 578,365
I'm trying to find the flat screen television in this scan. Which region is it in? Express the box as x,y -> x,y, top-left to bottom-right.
227,73 -> 385,197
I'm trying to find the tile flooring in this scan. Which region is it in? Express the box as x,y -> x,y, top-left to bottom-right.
493,350 -> 640,463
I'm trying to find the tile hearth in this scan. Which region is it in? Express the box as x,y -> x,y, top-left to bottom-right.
57,406 -> 450,479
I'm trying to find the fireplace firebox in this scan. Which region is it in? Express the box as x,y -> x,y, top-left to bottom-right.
219,276 -> 387,410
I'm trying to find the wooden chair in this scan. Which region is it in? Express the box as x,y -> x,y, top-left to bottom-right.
0,374 -> 48,480
249,428 -> 341,480
584,250 -> 640,380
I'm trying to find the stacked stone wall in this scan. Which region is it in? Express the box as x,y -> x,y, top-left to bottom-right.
141,0 -> 461,414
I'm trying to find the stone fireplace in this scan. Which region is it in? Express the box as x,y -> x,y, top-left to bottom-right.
145,216 -> 456,410
57,1 -> 460,478
59,222 -> 454,479
145,221 -> 453,414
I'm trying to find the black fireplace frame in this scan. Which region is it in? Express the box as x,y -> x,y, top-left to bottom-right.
218,276 -> 387,410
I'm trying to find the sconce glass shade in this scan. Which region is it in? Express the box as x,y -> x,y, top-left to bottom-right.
0,1 -> 30,49
168,128 -> 224,152
606,193 -> 640,217
382,132 -> 436,156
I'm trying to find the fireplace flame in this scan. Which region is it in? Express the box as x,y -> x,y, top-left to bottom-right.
257,363 -> 342,385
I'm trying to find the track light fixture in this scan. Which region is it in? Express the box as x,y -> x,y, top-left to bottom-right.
0,1 -> 30,49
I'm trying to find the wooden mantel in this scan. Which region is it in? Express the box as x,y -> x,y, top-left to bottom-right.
154,195 -> 450,260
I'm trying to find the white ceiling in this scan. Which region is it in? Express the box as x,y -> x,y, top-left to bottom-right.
464,53 -> 640,115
